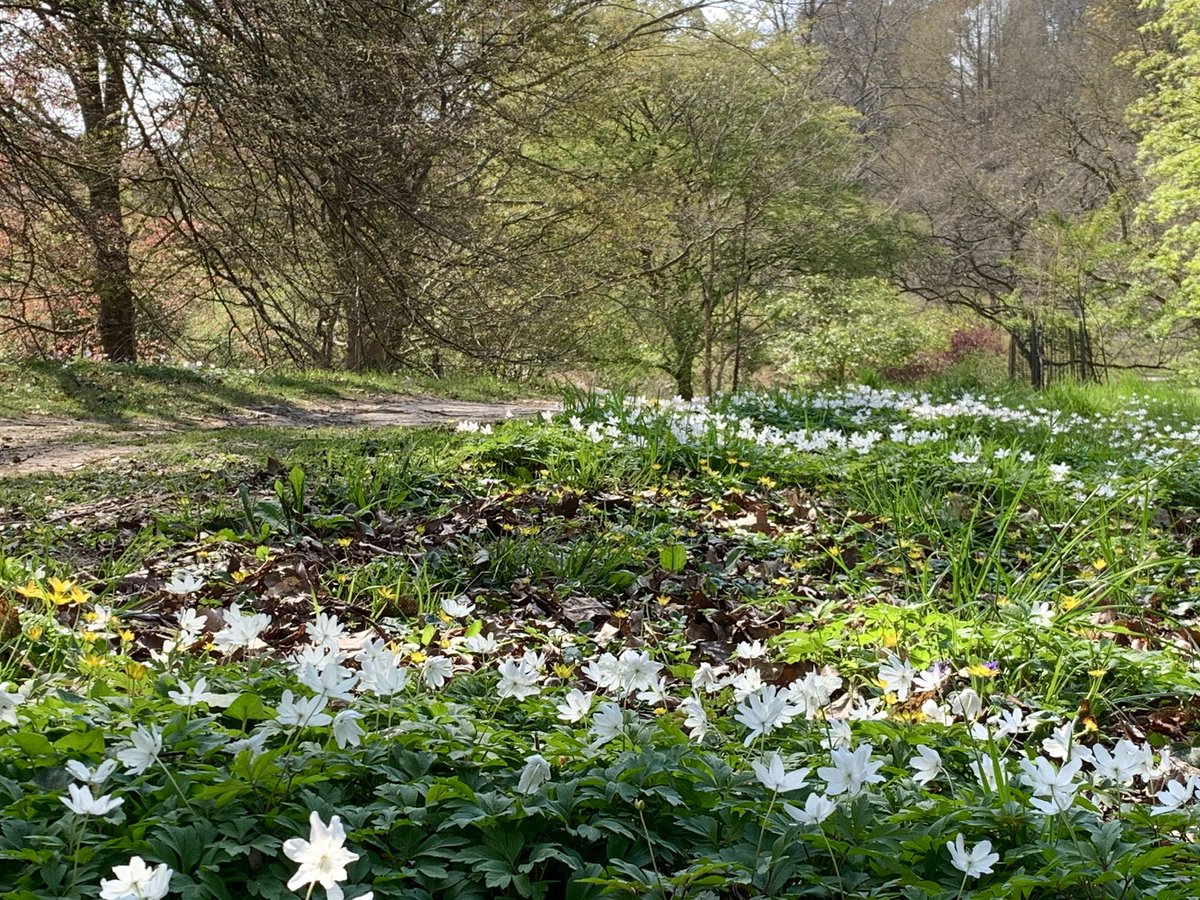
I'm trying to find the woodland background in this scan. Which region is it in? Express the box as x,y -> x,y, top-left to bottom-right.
2,0 -> 1200,397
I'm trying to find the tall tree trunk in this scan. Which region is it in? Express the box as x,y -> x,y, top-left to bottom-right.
72,2 -> 137,361
88,175 -> 137,362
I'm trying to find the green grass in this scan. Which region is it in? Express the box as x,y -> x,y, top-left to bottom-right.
0,360 -> 548,425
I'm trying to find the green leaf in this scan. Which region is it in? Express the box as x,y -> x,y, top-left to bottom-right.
658,544 -> 687,574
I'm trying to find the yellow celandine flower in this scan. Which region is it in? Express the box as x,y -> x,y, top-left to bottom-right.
882,691 -> 898,705
231,570 -> 249,583
80,631 -> 101,644
377,586 -> 396,601
1061,594 -> 1081,611
996,595 -> 1009,607
334,538 -> 352,548
15,580 -> 47,601
25,624 -> 43,641
886,566 -> 905,575
656,595 -> 671,607
612,609 -> 629,619
758,476 -> 776,489
409,651 -> 428,664
126,662 -> 148,681
653,706 -> 667,716
553,663 -> 575,679
1088,668 -> 1107,679
882,631 -> 899,648
968,664 -> 999,678
80,653 -> 107,671
1093,558 -> 1108,571
119,629 -> 134,643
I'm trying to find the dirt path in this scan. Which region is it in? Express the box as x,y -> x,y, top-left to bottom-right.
0,396 -> 559,477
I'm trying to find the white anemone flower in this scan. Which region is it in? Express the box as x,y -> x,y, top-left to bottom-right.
61,784 -> 124,816
946,834 -> 999,878
283,811 -> 360,900
116,726 -> 162,775
784,792 -> 836,826
99,856 -> 173,900
516,754 -> 552,795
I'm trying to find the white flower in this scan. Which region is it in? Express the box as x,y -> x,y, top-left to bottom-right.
167,676 -> 237,709
908,746 -> 942,786
785,670 -> 842,719
359,658 -> 410,697
496,657 -> 542,701
1042,721 -> 1092,764
590,701 -> 626,746
117,726 -> 162,775
307,613 -> 345,651
970,756 -> 1009,792
99,856 -> 173,900
784,792 -> 836,826
615,649 -> 662,695
516,754 -> 551,794
913,663 -> 950,693
332,710 -> 366,749
1090,742 -> 1142,787
298,663 -> 359,701
0,682 -> 26,725
821,719 -> 852,750
283,811 -> 360,900
1029,602 -> 1055,629
679,696 -> 708,741
61,784 -> 124,816
1048,462 -> 1071,482
211,603 -> 271,653
920,698 -> 955,726
947,834 -> 999,879
1020,756 -> 1082,815
751,752 -> 809,793
733,640 -> 766,660
175,608 -> 206,642
440,596 -> 475,619
225,729 -> 272,759
691,663 -> 727,694
421,656 -> 454,690
276,690 -> 333,728
1151,778 -> 1196,815
164,570 -> 203,595
582,653 -> 622,690
728,668 -> 765,701
463,633 -> 501,655
556,689 -> 594,723
989,706 -> 1027,740
64,758 -> 118,786
733,685 -> 798,746
877,654 -> 916,701
948,688 -> 983,722
818,743 -> 885,796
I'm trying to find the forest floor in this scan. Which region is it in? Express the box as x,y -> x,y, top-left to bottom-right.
0,395 -> 558,476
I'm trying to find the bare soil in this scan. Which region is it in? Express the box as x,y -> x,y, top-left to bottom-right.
0,396 -> 559,476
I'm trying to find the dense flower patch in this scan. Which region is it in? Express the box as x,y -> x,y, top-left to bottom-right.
2,385 -> 1200,898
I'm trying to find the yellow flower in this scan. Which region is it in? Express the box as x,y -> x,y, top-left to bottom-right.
758,476 -> 776,489
377,586 -> 396,601
80,631 -> 101,643
119,629 -> 134,643
15,581 -> 47,601
613,609 -> 629,619
80,653 -> 107,671
996,595 -> 1010,607
1088,668 -> 1107,679
882,631 -> 899,648
1093,558 -> 1108,571
553,663 -> 575,679
410,650 -> 428,664
126,662 -> 148,681
1061,594 -> 1081,612
25,624 -> 43,641
335,537 -> 352,548
653,706 -> 668,716
968,664 -> 999,678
